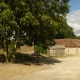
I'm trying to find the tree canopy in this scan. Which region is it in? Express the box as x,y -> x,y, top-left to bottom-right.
0,0 -> 76,62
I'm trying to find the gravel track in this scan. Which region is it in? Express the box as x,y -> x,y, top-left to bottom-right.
0,56 -> 80,80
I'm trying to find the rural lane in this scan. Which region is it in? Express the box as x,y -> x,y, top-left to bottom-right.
9,56 -> 80,80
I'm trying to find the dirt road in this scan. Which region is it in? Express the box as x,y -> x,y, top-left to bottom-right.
1,56 -> 80,80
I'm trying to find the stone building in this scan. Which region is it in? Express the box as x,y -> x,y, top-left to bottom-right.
47,45 -> 65,57
54,39 -> 80,56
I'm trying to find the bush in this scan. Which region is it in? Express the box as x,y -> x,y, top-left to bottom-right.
8,44 -> 15,62
35,44 -> 47,54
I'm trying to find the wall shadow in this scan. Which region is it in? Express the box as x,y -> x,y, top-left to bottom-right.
0,53 -> 62,66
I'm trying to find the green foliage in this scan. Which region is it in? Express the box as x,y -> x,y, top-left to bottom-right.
35,43 -> 47,54
20,12 -> 39,26
55,19 -> 76,39
76,36 -> 80,39
0,0 -> 75,62
8,43 -> 15,62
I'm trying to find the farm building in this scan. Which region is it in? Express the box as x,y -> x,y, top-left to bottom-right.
54,39 -> 80,56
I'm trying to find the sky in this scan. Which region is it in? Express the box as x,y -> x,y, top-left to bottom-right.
66,0 -> 80,36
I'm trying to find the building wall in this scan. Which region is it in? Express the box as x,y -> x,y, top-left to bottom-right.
47,47 -> 80,57
65,48 -> 80,56
47,49 -> 65,57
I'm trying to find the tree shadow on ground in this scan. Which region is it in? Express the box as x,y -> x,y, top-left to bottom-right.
14,53 -> 62,66
0,54 -> 6,63
0,53 -> 62,66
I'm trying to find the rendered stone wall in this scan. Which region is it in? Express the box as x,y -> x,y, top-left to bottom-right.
65,48 -> 80,56
47,45 -> 65,57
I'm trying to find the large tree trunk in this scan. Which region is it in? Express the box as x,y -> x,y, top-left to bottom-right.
3,30 -> 8,63
14,29 -> 19,54
4,50 -> 8,63
14,38 -> 18,54
32,41 -> 36,53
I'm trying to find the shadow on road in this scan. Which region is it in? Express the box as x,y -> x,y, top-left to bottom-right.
0,53 -> 62,66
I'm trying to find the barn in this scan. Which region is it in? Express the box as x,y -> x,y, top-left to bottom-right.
54,39 -> 80,56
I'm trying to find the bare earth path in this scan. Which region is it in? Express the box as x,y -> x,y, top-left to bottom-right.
1,56 -> 80,80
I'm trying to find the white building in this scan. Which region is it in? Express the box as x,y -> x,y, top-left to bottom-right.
54,39 -> 80,56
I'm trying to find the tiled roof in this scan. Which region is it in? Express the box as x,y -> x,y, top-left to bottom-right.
54,39 -> 80,48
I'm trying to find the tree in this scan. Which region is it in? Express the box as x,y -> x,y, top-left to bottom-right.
55,18 -> 76,39
0,1 -> 16,62
0,0 -> 72,62
21,0 -> 71,51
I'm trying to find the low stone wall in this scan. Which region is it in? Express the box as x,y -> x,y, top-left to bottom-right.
49,49 -> 65,57
65,48 -> 80,56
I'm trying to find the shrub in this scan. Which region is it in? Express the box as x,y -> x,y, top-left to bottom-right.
35,43 -> 47,54
8,44 -> 15,62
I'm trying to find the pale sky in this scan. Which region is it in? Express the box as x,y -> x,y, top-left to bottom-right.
66,0 -> 80,36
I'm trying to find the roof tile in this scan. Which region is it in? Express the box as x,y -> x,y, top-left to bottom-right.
54,39 -> 80,47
